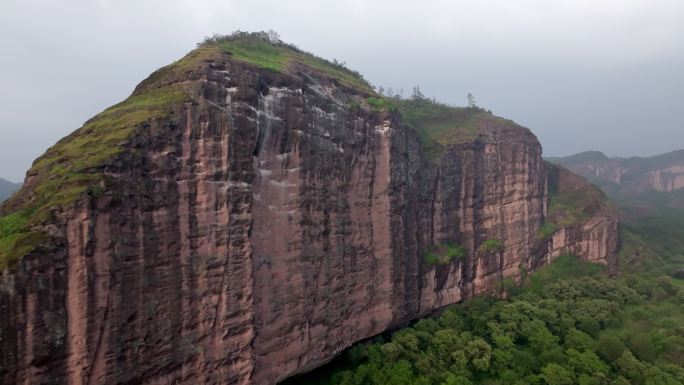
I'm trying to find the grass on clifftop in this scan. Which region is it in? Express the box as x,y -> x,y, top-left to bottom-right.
545,162 -> 612,228
0,85 -> 186,269
195,34 -> 520,159
394,97 -> 512,159
179,32 -> 511,160
197,31 -> 374,93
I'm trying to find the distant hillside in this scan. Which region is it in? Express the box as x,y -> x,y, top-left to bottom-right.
550,150 -> 684,270
0,177 -> 21,203
548,149 -> 684,197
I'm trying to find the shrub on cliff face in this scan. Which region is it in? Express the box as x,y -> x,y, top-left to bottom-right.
538,222 -> 557,239
423,243 -> 467,266
478,239 -> 503,254
365,97 -> 396,112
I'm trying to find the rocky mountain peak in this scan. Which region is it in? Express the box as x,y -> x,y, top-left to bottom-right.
0,35 -> 618,385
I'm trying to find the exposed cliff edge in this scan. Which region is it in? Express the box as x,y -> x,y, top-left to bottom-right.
0,33 -> 618,385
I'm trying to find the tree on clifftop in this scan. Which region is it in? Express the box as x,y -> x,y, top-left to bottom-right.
467,92 -> 477,108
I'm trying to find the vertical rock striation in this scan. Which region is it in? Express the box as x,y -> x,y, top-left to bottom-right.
0,38 -> 618,385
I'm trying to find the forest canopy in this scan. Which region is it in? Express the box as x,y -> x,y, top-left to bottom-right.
287,255 -> 684,385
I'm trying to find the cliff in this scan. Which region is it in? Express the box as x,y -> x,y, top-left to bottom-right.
0,33 -> 618,385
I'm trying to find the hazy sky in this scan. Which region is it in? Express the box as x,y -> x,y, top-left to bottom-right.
1,0 -> 683,182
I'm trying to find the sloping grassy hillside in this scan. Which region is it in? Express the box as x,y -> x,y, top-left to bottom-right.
213,38 -> 372,93
394,98 -> 514,159
134,35 -> 373,96
544,162 -> 613,231
0,85 -> 186,269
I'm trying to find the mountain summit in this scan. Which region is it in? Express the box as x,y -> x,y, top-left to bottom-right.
0,33 -> 618,385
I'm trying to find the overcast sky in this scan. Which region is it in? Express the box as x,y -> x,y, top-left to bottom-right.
1,0 -> 683,182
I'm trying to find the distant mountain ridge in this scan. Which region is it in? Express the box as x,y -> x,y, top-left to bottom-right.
0,177 -> 21,203
548,149 -> 684,196
549,149 -> 684,271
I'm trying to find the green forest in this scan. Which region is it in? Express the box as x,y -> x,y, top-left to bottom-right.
288,244 -> 684,385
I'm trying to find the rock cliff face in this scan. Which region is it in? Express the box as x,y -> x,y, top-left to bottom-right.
0,36 -> 618,385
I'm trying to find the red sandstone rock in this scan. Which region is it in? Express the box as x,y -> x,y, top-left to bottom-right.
0,46 -> 618,385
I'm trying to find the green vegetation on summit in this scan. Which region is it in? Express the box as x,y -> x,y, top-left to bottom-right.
199,31 -> 374,93
0,85 -> 186,269
134,32 -> 373,96
391,89 -> 515,159
545,162 -> 612,228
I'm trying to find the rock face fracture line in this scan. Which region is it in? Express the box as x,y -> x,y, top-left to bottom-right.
86,276 -> 111,385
